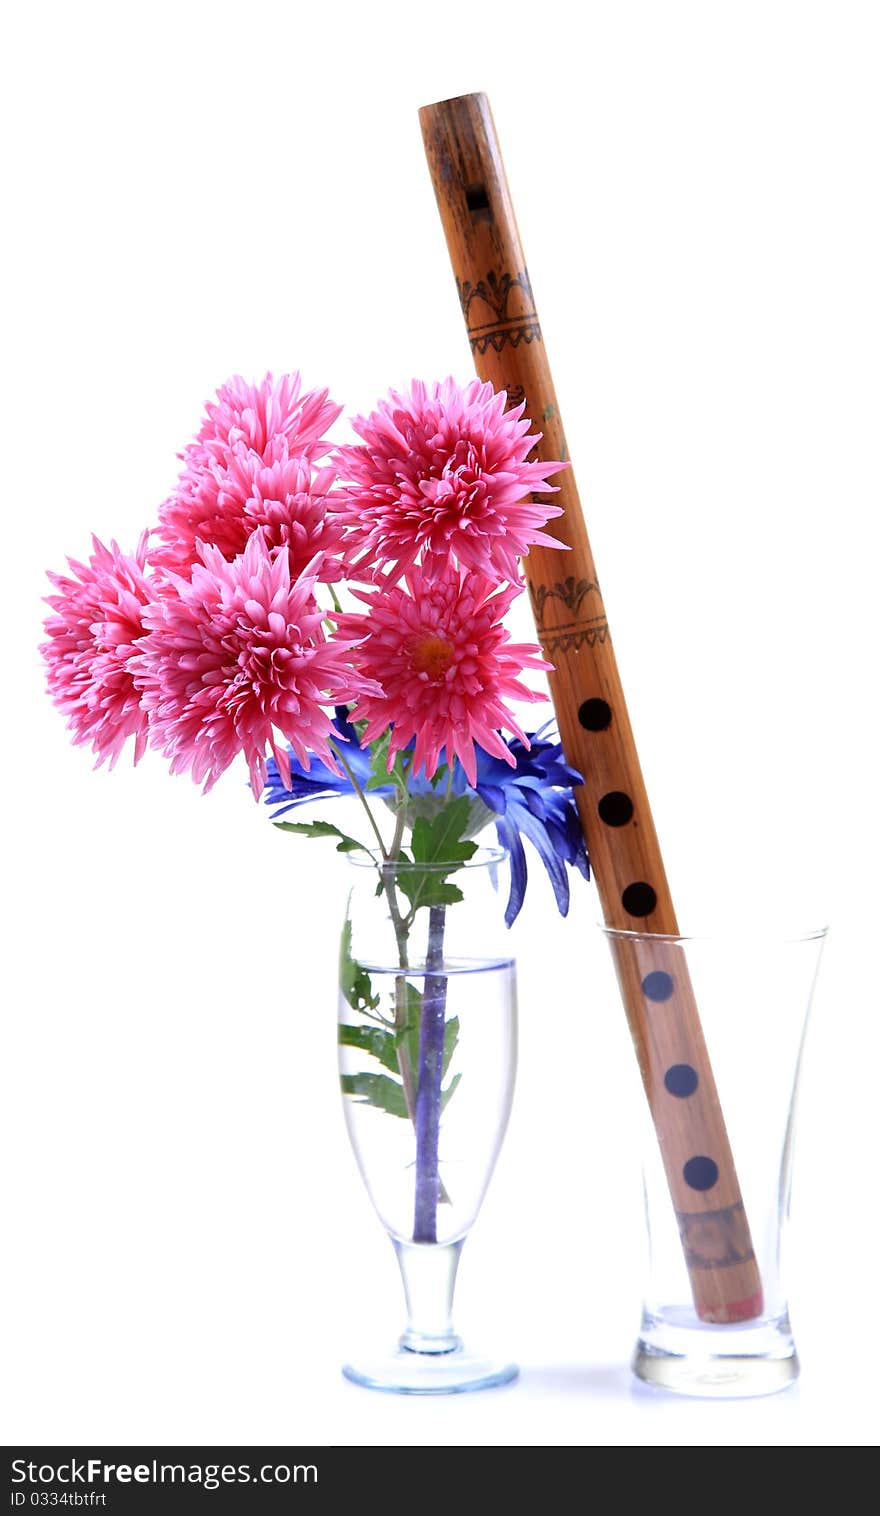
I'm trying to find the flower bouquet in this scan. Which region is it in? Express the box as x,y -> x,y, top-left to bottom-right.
41,372 -> 589,1391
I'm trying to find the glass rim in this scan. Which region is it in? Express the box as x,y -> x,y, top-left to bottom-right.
597,920 -> 829,945
345,845 -> 509,872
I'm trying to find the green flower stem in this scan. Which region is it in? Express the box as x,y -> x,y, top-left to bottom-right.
328,739 -> 388,860
384,884 -> 421,1126
393,981 -> 418,1123
388,786 -> 408,863
380,788 -> 420,1115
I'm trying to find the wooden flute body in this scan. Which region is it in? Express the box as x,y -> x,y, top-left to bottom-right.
419,92 -> 762,1322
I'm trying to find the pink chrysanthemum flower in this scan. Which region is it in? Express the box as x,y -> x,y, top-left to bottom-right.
132,533 -> 365,797
332,377 -> 567,584
186,371 -> 342,470
336,561 -> 551,787
153,372 -> 342,576
152,439 -> 344,580
42,533 -> 153,768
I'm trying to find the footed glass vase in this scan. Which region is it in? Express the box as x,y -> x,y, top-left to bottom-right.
338,848 -> 518,1393
603,924 -> 827,1397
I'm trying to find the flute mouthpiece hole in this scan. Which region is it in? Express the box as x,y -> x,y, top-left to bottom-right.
465,182 -> 491,218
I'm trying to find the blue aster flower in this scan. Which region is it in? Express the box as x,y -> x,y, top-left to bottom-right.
263,715 -> 588,925
471,729 -> 589,925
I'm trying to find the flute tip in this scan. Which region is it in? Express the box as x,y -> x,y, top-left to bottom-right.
418,92 -> 489,124
698,1288 -> 765,1325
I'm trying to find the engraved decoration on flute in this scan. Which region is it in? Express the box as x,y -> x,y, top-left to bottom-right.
460,263 -> 613,660
528,576 -> 609,658
677,1204 -> 754,1271
457,269 -> 542,353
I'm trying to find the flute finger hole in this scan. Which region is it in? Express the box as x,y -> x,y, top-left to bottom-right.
664,1064 -> 699,1098
578,698 -> 612,731
598,790 -> 634,827
683,1156 -> 719,1192
641,970 -> 674,1002
621,882 -> 657,917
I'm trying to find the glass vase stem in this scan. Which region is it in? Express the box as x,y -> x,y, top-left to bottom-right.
413,904 -> 448,1243
394,1238 -> 463,1353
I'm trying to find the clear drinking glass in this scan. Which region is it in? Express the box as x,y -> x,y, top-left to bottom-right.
338,848 -> 518,1393
602,924 -> 827,1397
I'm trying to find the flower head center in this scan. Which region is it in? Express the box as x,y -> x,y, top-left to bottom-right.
410,633 -> 455,680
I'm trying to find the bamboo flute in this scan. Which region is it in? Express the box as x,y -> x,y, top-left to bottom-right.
419,92 -> 762,1322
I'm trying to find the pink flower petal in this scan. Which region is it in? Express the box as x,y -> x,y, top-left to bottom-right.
335,560 -> 551,787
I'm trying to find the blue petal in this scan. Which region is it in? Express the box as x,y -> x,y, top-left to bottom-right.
495,816 -> 528,926
262,707 -> 375,817
475,782 -> 508,815
513,802 -> 571,916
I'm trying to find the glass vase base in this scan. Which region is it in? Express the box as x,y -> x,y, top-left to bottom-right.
342,1346 -> 519,1395
632,1311 -> 800,1398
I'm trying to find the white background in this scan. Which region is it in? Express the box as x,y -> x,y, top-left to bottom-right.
2,0 -> 878,1448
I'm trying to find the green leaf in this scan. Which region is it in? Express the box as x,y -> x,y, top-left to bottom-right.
338,921 -> 380,1014
273,819 -> 371,855
365,729 -> 393,791
338,1021 -> 399,1074
393,797 -> 478,916
340,1072 -> 408,1119
440,1072 -> 462,1112
394,990 -> 458,1086
396,875 -> 464,912
395,980 -> 423,1080
442,1016 -> 460,1078
366,731 -> 409,806
410,796 -> 479,867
